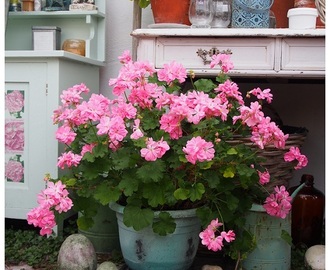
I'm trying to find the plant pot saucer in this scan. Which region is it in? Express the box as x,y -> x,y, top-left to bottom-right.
148,23 -> 190,28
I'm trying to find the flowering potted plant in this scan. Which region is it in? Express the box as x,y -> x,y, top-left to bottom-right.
27,50 -> 307,267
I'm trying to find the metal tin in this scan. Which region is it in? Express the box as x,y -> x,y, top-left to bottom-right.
32,26 -> 61,50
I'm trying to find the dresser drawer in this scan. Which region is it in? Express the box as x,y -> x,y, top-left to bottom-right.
155,37 -> 276,71
281,38 -> 325,71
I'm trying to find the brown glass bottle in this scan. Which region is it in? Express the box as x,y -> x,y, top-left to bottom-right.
289,174 -> 325,247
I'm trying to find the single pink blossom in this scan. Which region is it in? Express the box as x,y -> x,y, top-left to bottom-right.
258,170 -> 270,185
157,61 -> 187,84
81,143 -> 96,156
210,53 -> 234,72
55,125 -> 77,145
130,119 -> 144,140
140,137 -> 170,161
118,50 -> 132,64
57,151 -> 82,169
248,87 -> 273,103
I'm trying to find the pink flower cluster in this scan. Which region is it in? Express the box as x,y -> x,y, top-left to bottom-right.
27,181 -> 73,236
199,218 -> 236,252
263,185 -> 292,219
233,92 -> 288,150
284,146 -> 308,169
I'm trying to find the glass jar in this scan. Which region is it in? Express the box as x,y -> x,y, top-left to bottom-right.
289,174 -> 325,247
211,0 -> 231,28
189,0 -> 214,28
62,39 -> 86,57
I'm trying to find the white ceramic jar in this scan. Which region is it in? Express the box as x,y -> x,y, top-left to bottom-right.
287,7 -> 318,29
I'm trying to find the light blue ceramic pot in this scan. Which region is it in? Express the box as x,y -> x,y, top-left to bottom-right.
110,203 -> 201,270
242,203 -> 291,270
242,184 -> 305,270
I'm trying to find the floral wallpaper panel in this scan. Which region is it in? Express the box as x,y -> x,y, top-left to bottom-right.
5,89 -> 25,183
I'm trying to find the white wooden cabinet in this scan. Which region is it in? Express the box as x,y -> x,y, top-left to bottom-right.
131,28 -> 325,78
5,1 -> 105,220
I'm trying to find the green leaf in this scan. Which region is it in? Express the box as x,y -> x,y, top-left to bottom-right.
138,0 -> 150,8
152,212 -> 176,236
93,182 -> 121,205
223,166 -> 235,178
226,193 -> 239,211
111,148 -> 139,170
77,215 -> 94,231
281,230 -> 293,246
227,147 -> 238,155
136,159 -> 166,183
141,109 -> 160,130
174,188 -> 190,200
189,183 -> 205,201
118,174 -> 139,197
62,178 -> 76,187
123,206 -> 154,231
194,78 -> 217,93
203,171 -> 220,188
142,183 -> 166,208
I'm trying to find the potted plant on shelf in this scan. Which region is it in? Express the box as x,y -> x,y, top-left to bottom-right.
132,0 -> 191,25
27,50 -> 308,269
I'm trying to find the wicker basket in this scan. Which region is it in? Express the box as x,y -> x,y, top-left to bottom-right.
230,126 -> 308,193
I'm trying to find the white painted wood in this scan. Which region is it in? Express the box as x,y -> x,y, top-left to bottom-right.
281,38 -> 325,71
133,29 -> 325,78
154,37 -> 275,70
131,28 -> 326,37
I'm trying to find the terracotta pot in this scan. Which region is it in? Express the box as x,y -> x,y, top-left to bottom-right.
150,0 -> 191,25
271,0 -> 295,28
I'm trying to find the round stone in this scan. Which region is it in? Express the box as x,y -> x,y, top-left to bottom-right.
96,261 -> 118,270
58,233 -> 97,270
305,245 -> 325,270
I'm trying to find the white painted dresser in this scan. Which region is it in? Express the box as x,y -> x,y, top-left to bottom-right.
131,28 -> 325,78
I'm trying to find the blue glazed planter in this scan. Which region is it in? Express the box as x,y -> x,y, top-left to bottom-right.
110,203 -> 201,270
242,204 -> 291,270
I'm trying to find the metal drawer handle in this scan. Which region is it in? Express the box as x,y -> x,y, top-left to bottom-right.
196,48 -> 232,65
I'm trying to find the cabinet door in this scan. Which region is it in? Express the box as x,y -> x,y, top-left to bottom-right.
5,62 -> 48,219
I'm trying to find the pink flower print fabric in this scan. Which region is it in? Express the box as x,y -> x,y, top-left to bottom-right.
5,121 -> 24,152
5,159 -> 24,182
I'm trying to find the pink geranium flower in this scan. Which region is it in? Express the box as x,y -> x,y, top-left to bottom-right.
263,186 -> 292,219
183,136 -> 215,164
284,146 -> 308,169
199,218 -> 236,252
141,137 -> 170,161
